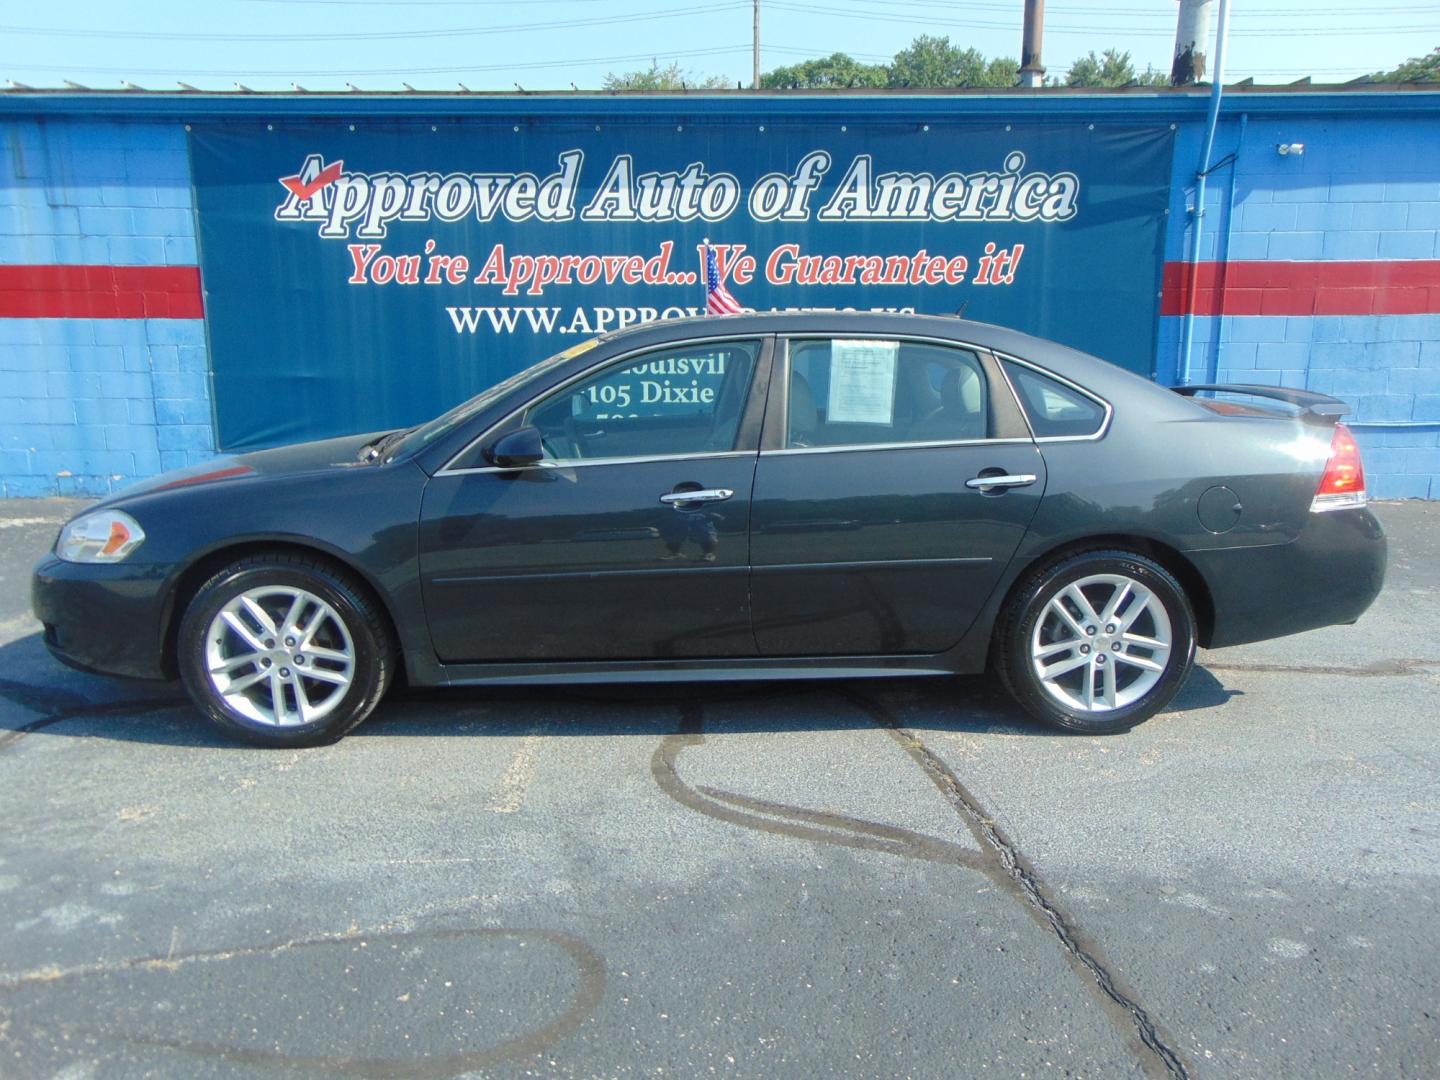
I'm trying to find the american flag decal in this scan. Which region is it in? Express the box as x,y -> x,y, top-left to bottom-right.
703,243 -> 743,315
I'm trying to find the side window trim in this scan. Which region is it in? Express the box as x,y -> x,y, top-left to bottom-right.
761,333 -> 1027,454
439,449 -> 759,477
993,350 -> 1113,443
439,335 -> 773,475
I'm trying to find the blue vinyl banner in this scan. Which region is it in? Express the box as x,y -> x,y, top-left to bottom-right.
190,115 -> 1174,450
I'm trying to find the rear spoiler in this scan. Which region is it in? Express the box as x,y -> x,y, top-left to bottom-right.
1172,383 -> 1350,421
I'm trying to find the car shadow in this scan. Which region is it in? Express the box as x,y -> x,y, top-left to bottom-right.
0,629 -> 1240,750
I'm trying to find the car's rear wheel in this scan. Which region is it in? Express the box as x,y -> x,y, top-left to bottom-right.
177,553 -> 394,747
996,550 -> 1196,734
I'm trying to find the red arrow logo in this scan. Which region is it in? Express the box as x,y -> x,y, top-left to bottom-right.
279,159 -> 344,201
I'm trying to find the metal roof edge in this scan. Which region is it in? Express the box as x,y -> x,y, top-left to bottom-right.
1,87 -> 1437,121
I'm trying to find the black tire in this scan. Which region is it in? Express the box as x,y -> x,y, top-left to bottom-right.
995,550 -> 1196,735
177,552 -> 395,747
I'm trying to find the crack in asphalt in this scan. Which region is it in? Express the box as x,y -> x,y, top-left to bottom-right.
0,677 -> 186,752
1201,657 -> 1439,678
841,690 -> 1192,1080
0,680 -> 610,1071
0,924 -> 606,1078
16,655 -> 1414,1075
654,690 -> 1192,1080
0,676 -> 94,716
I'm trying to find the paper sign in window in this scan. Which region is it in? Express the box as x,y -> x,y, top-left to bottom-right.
826,339 -> 899,425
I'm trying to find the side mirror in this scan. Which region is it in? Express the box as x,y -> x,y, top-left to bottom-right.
486,426 -> 545,468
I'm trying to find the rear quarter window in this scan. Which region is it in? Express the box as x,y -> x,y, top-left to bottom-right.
1002,360 -> 1108,439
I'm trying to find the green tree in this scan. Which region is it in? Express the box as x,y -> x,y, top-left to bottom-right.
602,61 -> 730,91
761,52 -> 888,89
1062,49 -> 1167,87
1373,46 -> 1440,82
887,34 -> 1017,88
756,35 -> 1189,93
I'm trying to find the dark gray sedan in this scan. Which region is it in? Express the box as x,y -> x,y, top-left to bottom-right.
33,312 -> 1385,746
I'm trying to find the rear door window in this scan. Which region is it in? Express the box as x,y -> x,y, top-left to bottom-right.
785,339 -> 990,448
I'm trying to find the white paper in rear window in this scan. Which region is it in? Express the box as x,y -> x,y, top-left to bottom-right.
826,339 -> 899,425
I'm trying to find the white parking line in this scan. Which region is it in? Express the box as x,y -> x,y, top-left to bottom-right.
0,518 -> 60,530
486,734 -> 549,813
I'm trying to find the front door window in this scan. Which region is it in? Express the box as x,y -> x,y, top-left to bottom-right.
525,339 -> 762,462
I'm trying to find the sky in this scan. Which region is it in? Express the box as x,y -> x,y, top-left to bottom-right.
0,0 -> 1436,93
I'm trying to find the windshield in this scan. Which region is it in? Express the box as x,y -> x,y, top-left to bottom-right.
386,337 -> 602,461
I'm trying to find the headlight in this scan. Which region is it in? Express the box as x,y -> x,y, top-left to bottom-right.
56,510 -> 146,564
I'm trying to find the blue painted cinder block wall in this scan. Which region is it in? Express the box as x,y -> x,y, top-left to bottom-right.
2,95 -> 1439,498
0,118 -> 215,497
1157,112 -> 1440,500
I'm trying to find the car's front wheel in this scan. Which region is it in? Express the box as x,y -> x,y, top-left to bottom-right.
996,550 -> 1196,734
177,553 -> 395,747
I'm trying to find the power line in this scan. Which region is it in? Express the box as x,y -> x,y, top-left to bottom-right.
8,0 -> 1433,40
233,0 -> 1440,11
0,61 -> 1386,83
0,28 -> 1398,84
234,0 -> 665,4
765,2 -> 1440,36
0,45 -> 756,80
0,2 -> 1421,84
833,0 -> 1440,15
0,4 -> 750,42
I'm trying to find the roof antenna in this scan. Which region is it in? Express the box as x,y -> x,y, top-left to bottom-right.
953,300 -> 970,318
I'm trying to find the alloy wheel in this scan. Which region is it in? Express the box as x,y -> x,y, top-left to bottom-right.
1029,573 -> 1173,713
203,585 -> 355,727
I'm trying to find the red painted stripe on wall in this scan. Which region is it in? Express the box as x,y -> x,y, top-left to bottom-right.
1162,259 -> 1440,317
0,265 -> 203,318
5,260 -> 1435,320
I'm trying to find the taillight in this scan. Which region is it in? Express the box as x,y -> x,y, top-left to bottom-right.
1311,422 -> 1366,512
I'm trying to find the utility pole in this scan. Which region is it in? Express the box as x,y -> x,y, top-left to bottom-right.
1177,0 -> 1231,385
1018,0 -> 1045,88
752,0 -> 761,89
1172,0 -> 1216,85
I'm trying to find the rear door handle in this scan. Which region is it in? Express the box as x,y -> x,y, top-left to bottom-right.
660,488 -> 734,505
965,473 -> 1037,491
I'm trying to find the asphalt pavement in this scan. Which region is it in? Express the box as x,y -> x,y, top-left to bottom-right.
0,498 -> 1436,1079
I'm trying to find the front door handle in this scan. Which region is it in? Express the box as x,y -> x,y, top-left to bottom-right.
965,473 -> 1037,491
660,488 -> 734,506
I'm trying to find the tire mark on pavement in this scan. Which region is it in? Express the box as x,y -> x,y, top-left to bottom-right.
653,691 -> 1191,1080
652,705 -> 988,870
